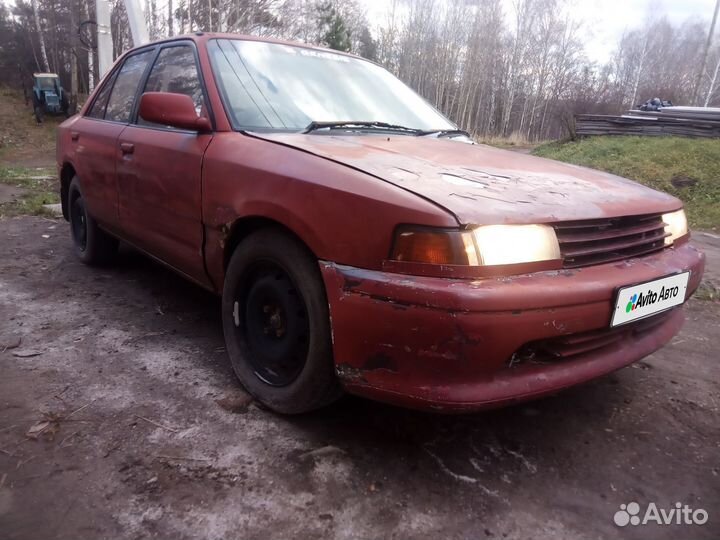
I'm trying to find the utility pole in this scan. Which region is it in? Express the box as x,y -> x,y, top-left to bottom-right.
95,0 -> 113,78
96,0 -> 149,78
693,0 -> 720,106
125,0 -> 150,46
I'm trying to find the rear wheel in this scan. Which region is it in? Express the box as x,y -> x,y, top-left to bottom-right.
222,228 -> 342,414
68,176 -> 118,265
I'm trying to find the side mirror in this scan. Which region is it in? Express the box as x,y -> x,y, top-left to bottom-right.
138,92 -> 211,132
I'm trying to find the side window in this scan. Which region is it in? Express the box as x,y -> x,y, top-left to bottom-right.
86,72 -> 117,119
139,45 -> 204,127
105,50 -> 154,123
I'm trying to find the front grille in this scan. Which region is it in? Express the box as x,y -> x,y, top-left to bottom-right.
553,213 -> 668,268
510,310 -> 672,366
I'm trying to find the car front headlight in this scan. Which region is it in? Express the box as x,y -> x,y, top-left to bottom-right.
471,224 -> 561,265
662,209 -> 688,246
390,224 -> 561,267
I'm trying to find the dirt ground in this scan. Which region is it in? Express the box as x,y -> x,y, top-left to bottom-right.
0,185 -> 27,206
0,88 -> 59,169
0,92 -> 718,538
0,215 -> 717,540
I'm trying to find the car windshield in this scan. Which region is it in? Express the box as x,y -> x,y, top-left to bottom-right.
208,39 -> 455,133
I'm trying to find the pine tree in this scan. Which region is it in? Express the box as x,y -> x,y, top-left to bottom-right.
357,26 -> 377,61
315,1 -> 350,52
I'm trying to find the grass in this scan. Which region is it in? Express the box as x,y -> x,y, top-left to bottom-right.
533,136 -> 720,231
694,280 -> 720,302
0,87 -> 61,217
478,131 -> 546,150
0,165 -> 59,217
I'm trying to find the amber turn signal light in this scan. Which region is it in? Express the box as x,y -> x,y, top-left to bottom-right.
390,229 -> 472,265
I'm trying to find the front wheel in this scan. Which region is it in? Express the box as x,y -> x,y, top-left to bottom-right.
68,176 -> 118,265
222,228 -> 342,414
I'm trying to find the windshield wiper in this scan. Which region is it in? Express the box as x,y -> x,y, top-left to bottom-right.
417,129 -> 472,139
303,121 -> 472,140
303,121 -> 422,135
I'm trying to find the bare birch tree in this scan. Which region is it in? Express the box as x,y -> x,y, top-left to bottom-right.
30,0 -> 50,71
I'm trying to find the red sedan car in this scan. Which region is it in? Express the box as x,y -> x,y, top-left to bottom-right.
56,33 -> 705,413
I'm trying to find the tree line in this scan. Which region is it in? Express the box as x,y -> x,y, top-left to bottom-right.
1,0 -> 719,140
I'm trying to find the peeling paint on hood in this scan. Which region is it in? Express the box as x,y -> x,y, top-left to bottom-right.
251,133 -> 682,225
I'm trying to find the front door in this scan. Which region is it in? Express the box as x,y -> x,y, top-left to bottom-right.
116,43 -> 213,285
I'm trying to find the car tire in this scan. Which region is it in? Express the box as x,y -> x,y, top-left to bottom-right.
222,228 -> 343,414
68,176 -> 118,265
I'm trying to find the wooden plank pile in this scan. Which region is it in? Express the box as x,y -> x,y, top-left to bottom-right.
575,106 -> 720,138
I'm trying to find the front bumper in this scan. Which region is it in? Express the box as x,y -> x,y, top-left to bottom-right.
320,242 -> 705,412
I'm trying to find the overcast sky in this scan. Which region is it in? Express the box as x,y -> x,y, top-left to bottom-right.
359,0 -> 718,64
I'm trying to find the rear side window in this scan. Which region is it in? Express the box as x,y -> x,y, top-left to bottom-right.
138,45 -> 204,127
105,50 -> 154,123
86,72 -> 117,119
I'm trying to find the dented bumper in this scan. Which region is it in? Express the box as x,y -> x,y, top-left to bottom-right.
320,242 -> 705,412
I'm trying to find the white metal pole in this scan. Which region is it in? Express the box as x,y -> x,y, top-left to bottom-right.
95,0 -> 113,78
124,0 -> 149,46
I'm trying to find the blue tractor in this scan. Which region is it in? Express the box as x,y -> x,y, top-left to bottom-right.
32,73 -> 69,123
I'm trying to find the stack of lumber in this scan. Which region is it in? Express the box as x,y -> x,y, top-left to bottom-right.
575,106 -> 720,138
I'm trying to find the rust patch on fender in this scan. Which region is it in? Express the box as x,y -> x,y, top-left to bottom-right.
364,353 -> 397,372
335,364 -> 369,384
336,353 -> 399,385
219,223 -> 232,249
342,277 -> 363,290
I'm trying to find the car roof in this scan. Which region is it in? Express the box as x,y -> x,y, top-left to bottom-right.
125,32 -> 363,61
34,73 -> 59,78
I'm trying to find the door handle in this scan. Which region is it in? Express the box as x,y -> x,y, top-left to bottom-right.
70,131 -> 79,141
120,142 -> 134,155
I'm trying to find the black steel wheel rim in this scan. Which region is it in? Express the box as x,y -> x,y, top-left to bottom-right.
235,262 -> 310,387
70,195 -> 87,251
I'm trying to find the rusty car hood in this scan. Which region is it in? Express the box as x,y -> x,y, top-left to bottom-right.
252,133 -> 682,225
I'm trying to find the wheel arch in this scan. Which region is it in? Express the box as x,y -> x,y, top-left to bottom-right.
222,215 -> 318,272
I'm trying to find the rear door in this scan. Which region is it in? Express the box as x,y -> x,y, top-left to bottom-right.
116,43 -> 213,285
70,49 -> 154,232
70,49 -> 154,234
